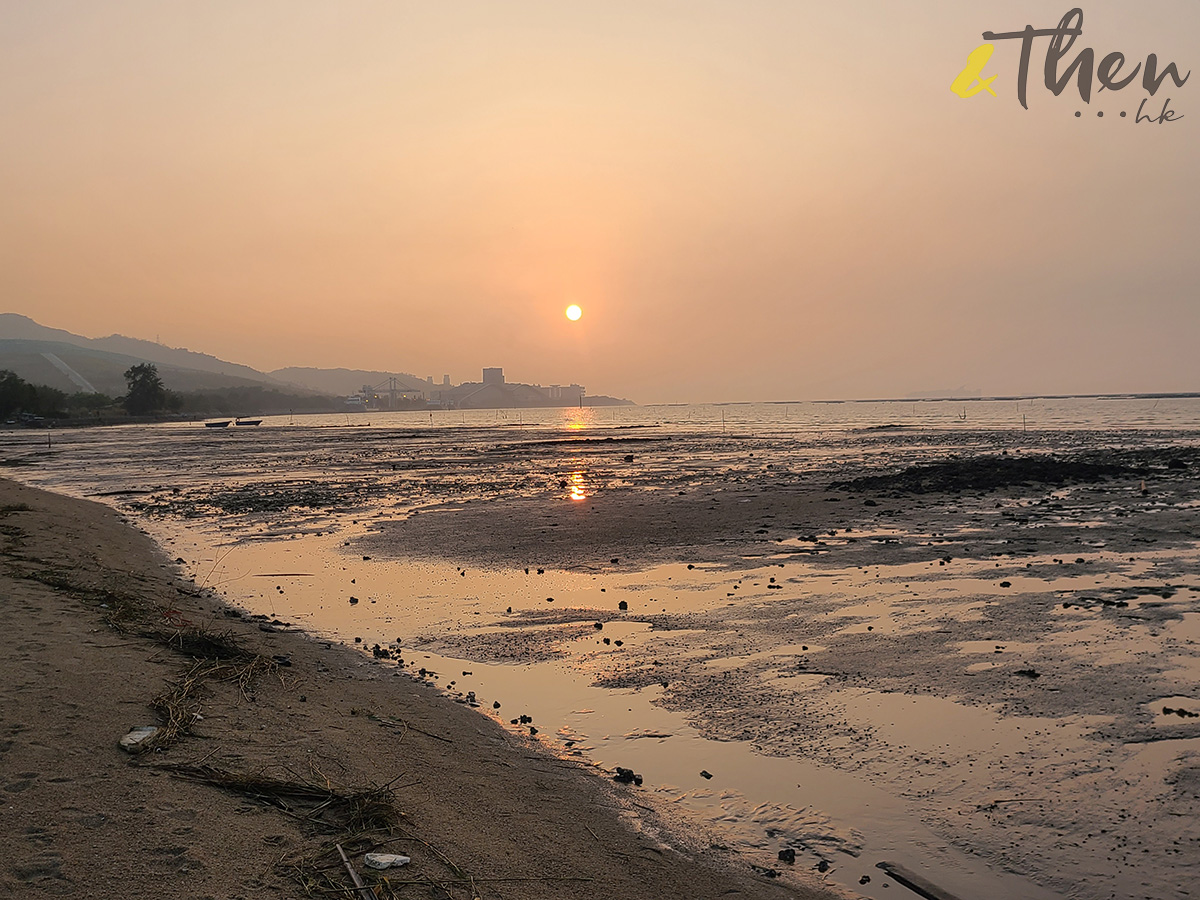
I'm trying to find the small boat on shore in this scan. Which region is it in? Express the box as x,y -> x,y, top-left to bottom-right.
204,420 -> 232,428
234,419 -> 263,426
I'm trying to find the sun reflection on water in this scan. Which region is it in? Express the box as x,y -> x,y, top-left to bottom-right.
568,471 -> 588,501
561,407 -> 596,431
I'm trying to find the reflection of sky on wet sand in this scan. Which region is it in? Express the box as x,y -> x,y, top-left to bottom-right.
138,510 -> 1200,900
567,470 -> 588,501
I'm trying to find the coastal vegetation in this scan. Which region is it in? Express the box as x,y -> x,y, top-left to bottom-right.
0,366 -> 341,424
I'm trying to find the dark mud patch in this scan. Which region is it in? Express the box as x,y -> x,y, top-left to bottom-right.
408,623 -> 600,663
830,446 -> 1200,495
831,455 -> 1130,494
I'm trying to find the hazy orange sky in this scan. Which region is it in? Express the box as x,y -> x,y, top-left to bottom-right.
1,2 -> 1196,402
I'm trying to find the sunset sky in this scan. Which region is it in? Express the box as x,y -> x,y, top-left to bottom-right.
1,2 -> 1196,402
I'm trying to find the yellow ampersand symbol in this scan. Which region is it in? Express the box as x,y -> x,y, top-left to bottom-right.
951,43 -> 997,97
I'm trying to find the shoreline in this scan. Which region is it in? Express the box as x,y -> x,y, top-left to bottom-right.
5,421 -> 1200,900
0,476 -> 839,899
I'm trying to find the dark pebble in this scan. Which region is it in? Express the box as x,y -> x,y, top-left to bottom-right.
700,770 -> 713,780
778,848 -> 795,864
618,601 -> 628,611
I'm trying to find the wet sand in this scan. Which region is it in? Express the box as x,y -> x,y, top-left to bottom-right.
0,477 -> 838,900
351,447 -> 1200,900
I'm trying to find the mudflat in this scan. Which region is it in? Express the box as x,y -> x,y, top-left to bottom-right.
0,477 -> 838,900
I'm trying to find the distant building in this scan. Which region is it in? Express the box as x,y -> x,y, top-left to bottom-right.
482,367 -> 505,385
536,383 -> 586,401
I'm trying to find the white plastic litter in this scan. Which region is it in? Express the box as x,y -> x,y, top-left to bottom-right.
119,725 -> 159,752
363,853 -> 411,870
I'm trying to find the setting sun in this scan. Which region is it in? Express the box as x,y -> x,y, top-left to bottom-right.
565,304 -> 582,321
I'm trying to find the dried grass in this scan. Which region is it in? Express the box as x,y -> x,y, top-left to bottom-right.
155,763 -> 402,833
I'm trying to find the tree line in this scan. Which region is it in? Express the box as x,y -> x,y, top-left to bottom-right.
1,364 -> 341,422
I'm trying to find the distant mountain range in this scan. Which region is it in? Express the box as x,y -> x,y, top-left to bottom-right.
0,315 -> 624,408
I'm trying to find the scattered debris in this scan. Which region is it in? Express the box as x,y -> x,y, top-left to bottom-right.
118,725 -> 159,752
363,852 -> 411,870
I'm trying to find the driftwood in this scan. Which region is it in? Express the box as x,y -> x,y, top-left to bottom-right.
335,844 -> 374,900
875,861 -> 964,900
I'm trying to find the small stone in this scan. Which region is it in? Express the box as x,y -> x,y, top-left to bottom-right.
778,848 -> 796,864
859,875 -> 871,885
618,601 -> 628,611
363,853 -> 410,870
999,581 -> 1012,588
493,700 -> 501,709
700,770 -> 713,780
118,725 -> 159,752
362,555 -> 371,561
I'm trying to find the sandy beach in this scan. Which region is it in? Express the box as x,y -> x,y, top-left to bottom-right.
0,476 -> 840,899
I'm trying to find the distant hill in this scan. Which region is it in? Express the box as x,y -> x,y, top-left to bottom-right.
0,315 -> 632,408
0,338 -> 295,397
271,367 -> 436,396
0,314 -> 281,385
